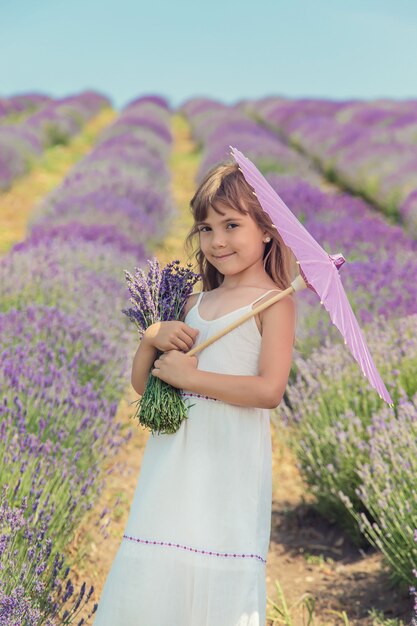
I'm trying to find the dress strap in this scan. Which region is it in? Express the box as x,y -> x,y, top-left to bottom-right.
250,289 -> 281,306
196,291 -> 205,305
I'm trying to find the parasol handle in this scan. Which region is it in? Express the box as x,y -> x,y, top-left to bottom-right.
186,273 -> 307,357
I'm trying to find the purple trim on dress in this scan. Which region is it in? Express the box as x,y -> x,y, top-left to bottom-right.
122,534 -> 267,564
181,391 -> 220,403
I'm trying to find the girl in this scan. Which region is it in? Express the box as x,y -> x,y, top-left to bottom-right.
93,160 -> 297,626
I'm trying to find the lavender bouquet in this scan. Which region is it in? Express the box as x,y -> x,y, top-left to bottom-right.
122,258 -> 201,435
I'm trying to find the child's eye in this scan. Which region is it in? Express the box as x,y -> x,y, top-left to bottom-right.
198,224 -> 238,232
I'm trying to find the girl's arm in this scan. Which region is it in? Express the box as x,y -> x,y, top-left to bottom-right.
131,292 -> 200,396
183,295 -> 296,409
131,334 -> 157,396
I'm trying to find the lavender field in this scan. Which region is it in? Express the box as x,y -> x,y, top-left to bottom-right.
1,91 -> 417,624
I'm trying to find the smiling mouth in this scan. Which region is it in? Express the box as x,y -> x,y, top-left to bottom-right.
214,253 -> 235,259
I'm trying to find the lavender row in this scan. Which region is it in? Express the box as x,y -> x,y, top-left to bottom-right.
0,90 -> 111,191
0,95 -> 174,622
0,91 -> 52,120
247,97 -> 417,238
181,98 -> 323,186
26,96 -> 173,249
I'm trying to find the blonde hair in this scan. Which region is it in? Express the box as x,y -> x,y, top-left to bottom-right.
184,160 -> 298,292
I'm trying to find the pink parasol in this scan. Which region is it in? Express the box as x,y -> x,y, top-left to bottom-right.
224,145 -> 394,408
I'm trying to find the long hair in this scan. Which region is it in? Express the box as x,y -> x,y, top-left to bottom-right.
184,160 -> 298,292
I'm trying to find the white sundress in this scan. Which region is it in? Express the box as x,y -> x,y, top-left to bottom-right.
92,289 -> 279,626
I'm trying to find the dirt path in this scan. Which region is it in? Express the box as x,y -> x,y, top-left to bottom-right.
66,113 -> 412,625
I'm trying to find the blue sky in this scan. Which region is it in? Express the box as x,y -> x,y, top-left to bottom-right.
1,0 -> 417,110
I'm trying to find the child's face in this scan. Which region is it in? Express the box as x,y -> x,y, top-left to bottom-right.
196,204 -> 266,274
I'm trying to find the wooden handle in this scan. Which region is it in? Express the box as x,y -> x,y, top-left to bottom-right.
186,284 -> 297,357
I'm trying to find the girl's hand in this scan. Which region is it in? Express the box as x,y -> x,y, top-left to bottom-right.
145,321 -> 199,353
151,350 -> 198,389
